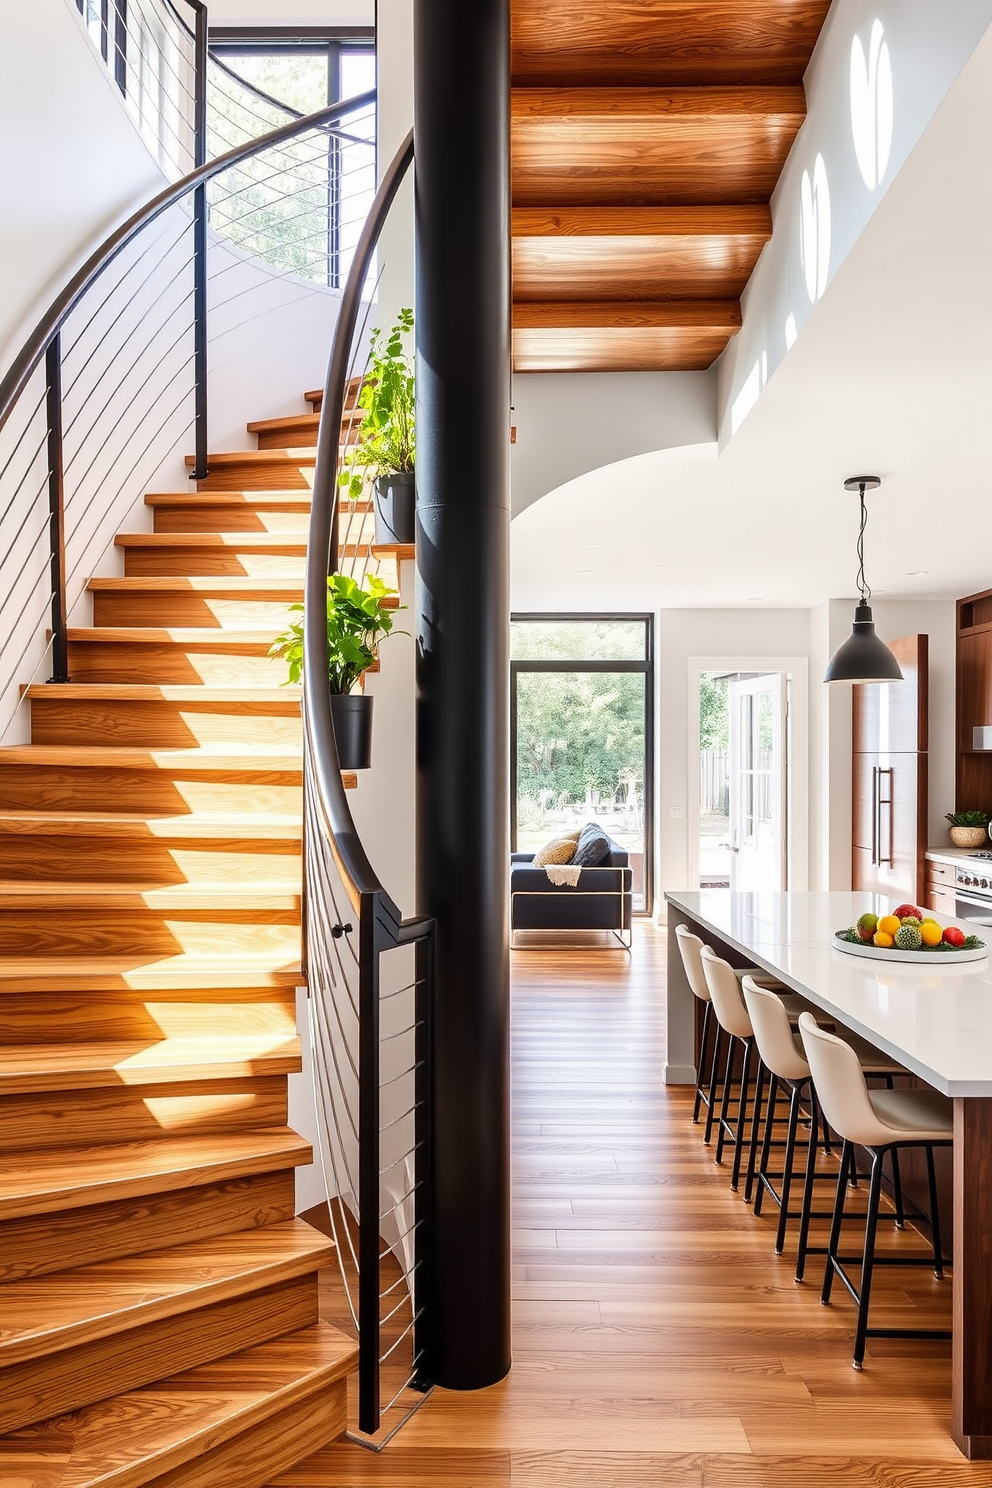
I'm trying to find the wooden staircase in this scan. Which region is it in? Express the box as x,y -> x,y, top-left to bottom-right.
0,391 -> 397,1486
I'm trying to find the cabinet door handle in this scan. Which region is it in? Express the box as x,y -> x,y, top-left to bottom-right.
878,767 -> 894,866
871,765 -> 879,866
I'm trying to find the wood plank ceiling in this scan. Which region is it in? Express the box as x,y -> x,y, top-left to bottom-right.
510,0 -> 832,372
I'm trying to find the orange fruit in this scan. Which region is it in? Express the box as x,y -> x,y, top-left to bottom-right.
920,920 -> 942,946
877,915 -> 901,937
873,930 -> 895,948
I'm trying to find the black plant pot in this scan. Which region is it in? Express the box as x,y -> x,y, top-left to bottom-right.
373,471 -> 416,546
330,692 -> 373,771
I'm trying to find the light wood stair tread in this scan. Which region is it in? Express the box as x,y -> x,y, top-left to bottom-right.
87,577 -> 308,594
371,543 -> 415,561
115,534 -> 308,550
0,1322 -> 357,1488
25,685 -> 301,704
0,810 -> 303,839
0,1128 -> 312,1221
0,1218 -> 331,1365
185,451 -> 317,469
144,492 -> 372,512
0,952 -> 305,993
0,1035 -> 303,1094
0,744 -> 304,770
245,414 -> 353,435
0,881 -> 302,910
68,628 -> 297,646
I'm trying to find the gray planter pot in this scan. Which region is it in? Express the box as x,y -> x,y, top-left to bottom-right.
330,692 -> 373,771
373,471 -> 415,546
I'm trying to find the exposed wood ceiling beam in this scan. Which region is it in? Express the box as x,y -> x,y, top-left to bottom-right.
511,0 -> 833,87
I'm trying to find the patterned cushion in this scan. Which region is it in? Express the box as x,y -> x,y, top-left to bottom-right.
533,835 -> 579,867
572,823 -> 612,867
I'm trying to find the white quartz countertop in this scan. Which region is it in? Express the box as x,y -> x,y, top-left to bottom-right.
664,890 -> 992,1097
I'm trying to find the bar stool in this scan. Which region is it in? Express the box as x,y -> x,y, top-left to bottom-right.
742,978 -> 905,1263
699,946 -> 814,1193
675,926 -> 790,1143
798,1012 -> 952,1369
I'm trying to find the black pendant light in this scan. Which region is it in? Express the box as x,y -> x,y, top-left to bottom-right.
824,477 -> 904,683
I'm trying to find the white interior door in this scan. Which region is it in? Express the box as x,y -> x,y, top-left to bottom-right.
729,673 -> 787,892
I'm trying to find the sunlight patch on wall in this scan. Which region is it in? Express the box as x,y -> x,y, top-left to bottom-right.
800,154 -> 831,304
851,20 -> 894,190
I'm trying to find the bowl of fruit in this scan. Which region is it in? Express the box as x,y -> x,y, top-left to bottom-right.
835,905 -> 987,964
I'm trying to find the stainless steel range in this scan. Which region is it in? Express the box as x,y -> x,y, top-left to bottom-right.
956,851 -> 992,925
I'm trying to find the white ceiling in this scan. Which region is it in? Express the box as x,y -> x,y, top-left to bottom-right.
510,25 -> 992,612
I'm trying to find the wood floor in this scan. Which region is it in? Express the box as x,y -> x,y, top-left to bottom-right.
297,922 -> 986,1487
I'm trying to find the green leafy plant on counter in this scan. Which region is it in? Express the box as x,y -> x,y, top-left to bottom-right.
268,573 -> 401,694
945,809 -> 990,827
337,308 -> 415,500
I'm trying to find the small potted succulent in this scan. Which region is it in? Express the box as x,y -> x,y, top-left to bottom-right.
338,308 -> 415,546
269,573 -> 400,770
945,808 -> 991,850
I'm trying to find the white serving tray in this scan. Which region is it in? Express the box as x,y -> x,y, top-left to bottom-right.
833,932 -> 988,965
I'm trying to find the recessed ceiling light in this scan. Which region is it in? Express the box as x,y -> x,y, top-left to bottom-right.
904,570 -> 929,577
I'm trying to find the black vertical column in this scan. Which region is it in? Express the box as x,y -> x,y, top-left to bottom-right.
413,0 -> 511,1390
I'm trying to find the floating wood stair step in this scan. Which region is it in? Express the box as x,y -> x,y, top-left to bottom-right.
0,1034 -> 302,1093
0,880 -> 302,911
145,491 -> 371,534
0,986 -> 299,1048
0,1218 -> 329,1366
0,1128 -> 312,1222
306,378 -> 362,410
66,628 -> 300,686
0,952 -> 304,995
86,577 -> 310,628
0,744 -> 306,816
25,686 -> 303,749
186,451 -> 316,492
371,543 -> 416,562
115,534 -> 308,579
246,412 -> 363,450
0,1322 -> 357,1488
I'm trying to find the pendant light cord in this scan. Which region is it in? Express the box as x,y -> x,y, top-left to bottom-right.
856,480 -> 871,604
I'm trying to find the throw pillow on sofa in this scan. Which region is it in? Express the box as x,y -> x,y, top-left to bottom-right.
572,823 -> 611,867
533,833 -> 579,867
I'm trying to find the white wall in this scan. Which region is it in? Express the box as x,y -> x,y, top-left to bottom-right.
717,0 -> 992,444
0,0 -> 168,372
207,0 -> 373,22
510,371 -> 715,518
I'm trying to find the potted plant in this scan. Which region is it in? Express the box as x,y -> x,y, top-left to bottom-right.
338,308 -> 416,546
269,573 -> 400,770
945,808 -> 991,849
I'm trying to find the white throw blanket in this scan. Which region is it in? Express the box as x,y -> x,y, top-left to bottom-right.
544,864 -> 582,888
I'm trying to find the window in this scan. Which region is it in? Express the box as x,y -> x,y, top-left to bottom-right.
208,29 -> 376,287
511,615 -> 654,912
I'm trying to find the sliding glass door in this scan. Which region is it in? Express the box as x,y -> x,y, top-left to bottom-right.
511,615 -> 653,911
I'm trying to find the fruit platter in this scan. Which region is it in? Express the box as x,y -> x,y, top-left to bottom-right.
835,905 -> 988,964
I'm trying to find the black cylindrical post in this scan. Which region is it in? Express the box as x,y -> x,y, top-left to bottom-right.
414,0 -> 511,1390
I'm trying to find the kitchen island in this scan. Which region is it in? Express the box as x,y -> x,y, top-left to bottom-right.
664,889 -> 992,1460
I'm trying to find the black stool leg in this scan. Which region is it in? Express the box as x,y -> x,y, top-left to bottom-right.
743,1055 -> 766,1202
693,1000 -> 712,1124
730,1038 -> 754,1192
715,1034 -> 735,1165
775,1082 -> 801,1255
924,1144 -> 945,1279
822,1140 -> 853,1305
889,1147 -> 905,1228
795,1086 -> 819,1282
853,1148 -> 885,1369
753,1073 -> 778,1217
703,1024 -> 723,1144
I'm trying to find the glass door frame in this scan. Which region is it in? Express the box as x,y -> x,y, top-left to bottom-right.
510,612 -> 655,915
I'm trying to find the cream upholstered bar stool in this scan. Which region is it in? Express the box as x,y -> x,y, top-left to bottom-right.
698,944 -> 814,1193
742,977 -> 905,1262
674,925 -> 790,1143
798,1012 -> 952,1369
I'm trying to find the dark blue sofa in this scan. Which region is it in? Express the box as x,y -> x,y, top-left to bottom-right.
510,833 -> 633,947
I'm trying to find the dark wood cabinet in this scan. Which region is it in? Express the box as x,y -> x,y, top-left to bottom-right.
956,589 -> 992,814
852,635 -> 928,903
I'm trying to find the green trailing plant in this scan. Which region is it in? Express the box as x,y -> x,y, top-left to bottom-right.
338,308 -> 415,500
268,573 -> 400,694
945,809 -> 990,827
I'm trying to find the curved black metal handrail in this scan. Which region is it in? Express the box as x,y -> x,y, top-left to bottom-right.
0,87 -> 377,433
303,128 -> 418,927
